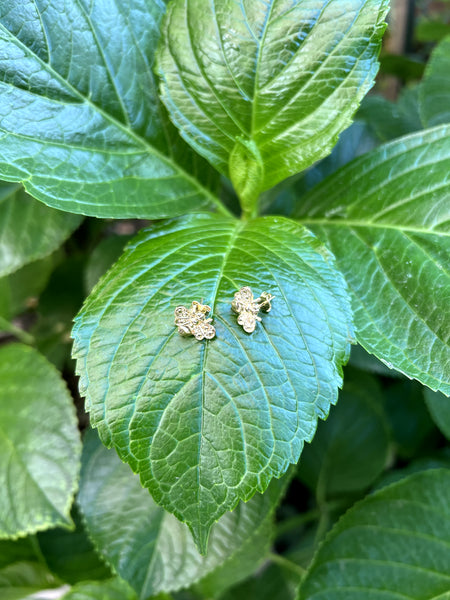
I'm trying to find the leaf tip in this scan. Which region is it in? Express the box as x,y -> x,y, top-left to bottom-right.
189,521 -> 212,556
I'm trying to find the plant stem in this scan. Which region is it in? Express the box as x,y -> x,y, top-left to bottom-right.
269,552 -> 307,577
29,534 -> 49,569
0,316 -> 35,345
276,507 -> 321,537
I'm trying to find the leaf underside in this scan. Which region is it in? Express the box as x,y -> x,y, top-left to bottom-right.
295,124 -> 450,395
72,213 -> 352,552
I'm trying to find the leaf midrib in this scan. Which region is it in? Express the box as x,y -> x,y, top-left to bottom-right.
298,218 -> 450,236
0,22 -> 228,214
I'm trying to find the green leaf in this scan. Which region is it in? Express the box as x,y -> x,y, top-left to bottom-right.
299,469 -> 450,599
0,539 -> 37,570
0,254 -> 57,322
220,563 -> 301,600
357,88 -> 422,142
0,183 -> 81,277
348,345 -> 404,378
424,389 -> 450,440
78,431 -> 289,598
383,380 -> 436,459
37,507 -> 112,585
157,0 -> 388,207
0,561 -> 64,600
295,124 -> 450,395
0,344 -> 81,538
72,213 -> 352,553
0,0 -> 224,219
297,371 -> 390,498
266,121 -> 377,217
420,35 -> 450,127
62,578 -> 137,600
84,235 -> 133,295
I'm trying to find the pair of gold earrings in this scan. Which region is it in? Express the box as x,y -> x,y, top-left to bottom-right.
174,286 -> 274,341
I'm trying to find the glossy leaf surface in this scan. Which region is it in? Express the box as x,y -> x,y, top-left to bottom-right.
0,183 -> 81,277
295,125 -> 450,395
73,213 -> 352,552
158,0 -> 388,201
420,35 -> 450,127
300,469 -> 450,599
297,372 -> 390,497
0,0 -> 222,218
0,344 -> 81,538
78,431 -> 288,598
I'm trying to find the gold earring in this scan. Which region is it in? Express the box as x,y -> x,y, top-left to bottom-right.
174,300 -> 216,340
231,286 -> 274,333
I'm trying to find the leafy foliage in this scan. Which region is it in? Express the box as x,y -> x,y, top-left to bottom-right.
420,35 -> 450,127
0,1 -> 448,598
158,0 -> 388,211
78,430 -> 289,598
300,469 -> 450,599
73,213 -> 352,551
0,344 -> 81,538
0,182 -> 81,277
0,0 -> 223,218
295,125 -> 450,395
297,371 -> 390,498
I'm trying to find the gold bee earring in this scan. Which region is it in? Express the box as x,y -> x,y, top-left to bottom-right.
174,301 -> 216,340
231,286 -> 274,333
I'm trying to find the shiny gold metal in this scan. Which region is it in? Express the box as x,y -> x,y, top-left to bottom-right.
231,286 -> 274,333
174,301 -> 216,340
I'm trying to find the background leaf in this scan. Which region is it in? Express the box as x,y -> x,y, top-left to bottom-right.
220,563 -> 301,600
72,213 -> 352,552
382,380 -> 437,459
424,388 -> 450,440
0,183 -> 81,277
297,370 -> 390,498
0,562 -> 65,600
420,35 -> 450,127
78,431 -> 289,599
62,578 -> 136,600
37,507 -> 112,585
299,469 -> 450,599
158,0 -> 388,199
295,124 -> 450,395
0,344 -> 81,538
0,0 -> 223,218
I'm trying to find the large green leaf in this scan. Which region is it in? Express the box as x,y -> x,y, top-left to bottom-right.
0,0 -> 224,219
72,213 -> 352,552
0,183 -> 81,277
295,125 -> 450,395
299,469 -> 450,599
78,431 -> 289,598
0,344 -> 81,538
297,371 -> 390,498
420,35 -> 450,127
157,0 -> 388,209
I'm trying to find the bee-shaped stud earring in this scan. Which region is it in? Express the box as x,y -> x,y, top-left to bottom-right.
174,301 -> 216,340
231,286 -> 274,333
